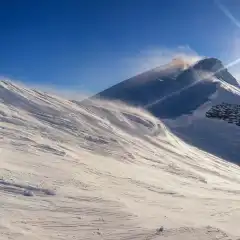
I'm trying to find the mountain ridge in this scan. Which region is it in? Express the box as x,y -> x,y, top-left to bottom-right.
87,57 -> 240,165
92,57 -> 239,107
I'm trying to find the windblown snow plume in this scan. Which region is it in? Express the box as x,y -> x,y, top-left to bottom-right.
0,80 -> 240,240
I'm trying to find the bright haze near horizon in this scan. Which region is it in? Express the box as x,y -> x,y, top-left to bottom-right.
1,0 -> 240,97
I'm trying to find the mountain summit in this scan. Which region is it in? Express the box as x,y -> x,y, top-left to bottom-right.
192,58 -> 239,87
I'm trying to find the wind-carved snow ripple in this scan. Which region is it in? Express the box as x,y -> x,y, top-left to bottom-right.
1,81 -> 240,238
0,179 -> 56,197
1,81 -> 166,160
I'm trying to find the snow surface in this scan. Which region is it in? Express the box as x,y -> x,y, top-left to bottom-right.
0,80 -> 240,239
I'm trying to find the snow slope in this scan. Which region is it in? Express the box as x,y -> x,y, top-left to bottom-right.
162,79 -> 240,165
0,80 -> 240,239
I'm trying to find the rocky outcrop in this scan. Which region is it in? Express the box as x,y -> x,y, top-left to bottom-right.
206,102 -> 240,126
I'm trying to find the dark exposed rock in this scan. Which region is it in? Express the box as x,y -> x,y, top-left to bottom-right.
206,102 -> 240,127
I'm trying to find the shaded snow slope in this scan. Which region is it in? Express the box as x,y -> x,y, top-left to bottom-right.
93,58 -> 239,107
164,80 -> 240,165
93,60 -> 189,106
0,80 -> 240,239
148,79 -> 219,118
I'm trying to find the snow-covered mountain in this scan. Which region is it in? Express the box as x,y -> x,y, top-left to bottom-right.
93,57 -> 240,165
1,79 -> 240,239
94,58 -> 239,106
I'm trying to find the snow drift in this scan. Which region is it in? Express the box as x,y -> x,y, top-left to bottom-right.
0,79 -> 240,239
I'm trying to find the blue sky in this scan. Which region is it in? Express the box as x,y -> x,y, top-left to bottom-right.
1,0 -> 240,96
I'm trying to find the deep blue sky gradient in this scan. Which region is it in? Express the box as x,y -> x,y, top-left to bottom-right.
1,0 -> 240,93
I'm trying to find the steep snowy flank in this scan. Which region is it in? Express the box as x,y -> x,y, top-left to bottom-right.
164,80 -> 240,165
193,58 -> 239,87
145,71 -> 240,119
92,58 -> 188,106
0,80 -> 240,239
93,57 -> 239,107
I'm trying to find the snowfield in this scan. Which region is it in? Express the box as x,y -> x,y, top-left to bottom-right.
0,80 -> 240,239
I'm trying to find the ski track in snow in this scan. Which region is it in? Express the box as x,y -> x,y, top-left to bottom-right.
0,80 -> 240,240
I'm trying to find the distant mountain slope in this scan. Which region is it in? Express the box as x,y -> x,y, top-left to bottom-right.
94,57 -> 239,107
147,80 -> 219,118
91,57 -> 240,164
163,80 -> 240,165
94,60 -> 187,106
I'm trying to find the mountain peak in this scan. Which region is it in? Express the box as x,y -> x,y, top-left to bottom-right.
193,57 -> 224,71
192,57 -> 239,87
93,57 -> 239,108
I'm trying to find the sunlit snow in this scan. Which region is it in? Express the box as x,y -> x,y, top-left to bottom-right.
0,80 -> 239,239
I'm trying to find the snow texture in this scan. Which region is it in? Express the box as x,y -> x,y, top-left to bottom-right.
0,80 -> 240,239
